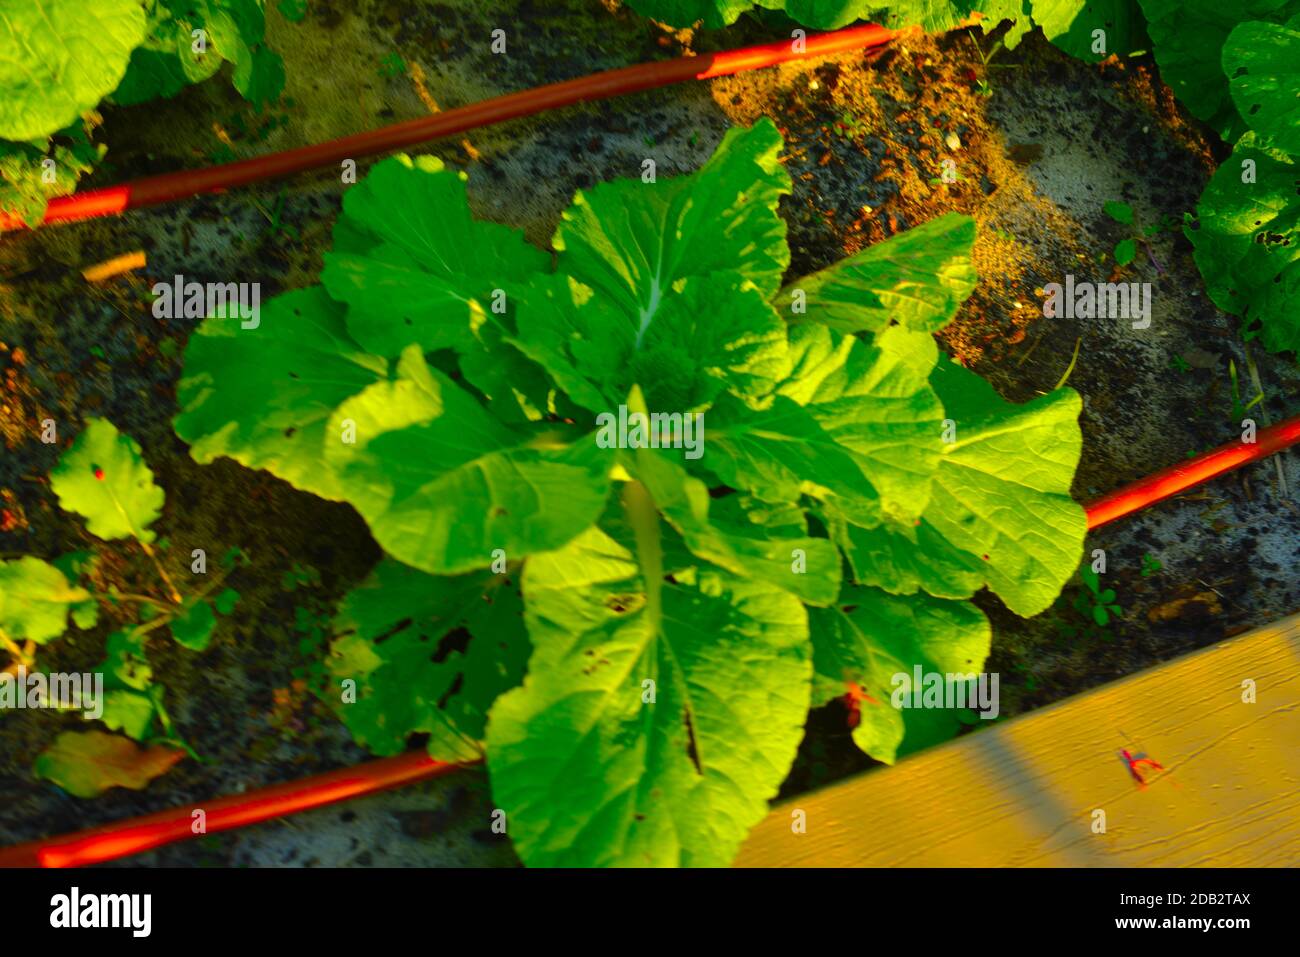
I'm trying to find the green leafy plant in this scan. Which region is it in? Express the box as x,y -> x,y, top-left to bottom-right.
1075,564 -> 1121,626
111,0 -> 286,110
1137,0 -> 1299,143
378,51 -> 406,79
174,119 -> 1086,865
1101,200 -> 1179,269
0,0 -> 284,225
832,110 -> 869,140
966,32 -> 1017,98
2,419 -> 240,796
1140,551 -> 1162,576
1144,5 -> 1300,357
624,0 -> 1148,63
1227,357 -> 1265,422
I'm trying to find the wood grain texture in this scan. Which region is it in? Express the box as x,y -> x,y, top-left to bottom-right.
737,615 -> 1300,867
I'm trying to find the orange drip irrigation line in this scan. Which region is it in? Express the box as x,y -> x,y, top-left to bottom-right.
0,24 -> 897,232
0,752 -> 464,868
2,415 -> 1296,868
1085,413 -> 1300,530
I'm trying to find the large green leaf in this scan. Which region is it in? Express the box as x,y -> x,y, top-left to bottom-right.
623,0 -> 774,29
1138,0 -> 1299,142
1030,0 -> 1146,62
1188,135 -> 1300,354
810,585 -> 990,763
0,558 -> 90,645
516,271 -> 790,414
554,120 -> 791,341
1224,16 -> 1300,156
324,346 -> 610,574
174,286 -> 388,502
831,358 -> 1086,617
704,393 -> 884,527
0,0 -> 147,140
49,419 -> 165,544
624,444 -> 843,606
322,154 -> 549,358
486,522 -> 810,867
781,212 -> 977,336
778,323 -> 946,522
328,558 -> 530,762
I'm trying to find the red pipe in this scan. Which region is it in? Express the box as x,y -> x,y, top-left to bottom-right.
1085,414 -> 1300,530
0,752 -> 462,868
2,416 -> 1296,868
0,24 -> 897,232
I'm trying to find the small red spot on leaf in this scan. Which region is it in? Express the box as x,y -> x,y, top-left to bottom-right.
93,468 -> 105,481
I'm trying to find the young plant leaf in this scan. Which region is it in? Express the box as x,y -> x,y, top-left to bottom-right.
98,629 -> 153,691
1104,200 -> 1134,224
49,419 -> 165,543
1114,238 -> 1137,266
98,689 -> 157,741
170,599 -> 217,651
0,557 -> 90,644
34,730 -> 184,798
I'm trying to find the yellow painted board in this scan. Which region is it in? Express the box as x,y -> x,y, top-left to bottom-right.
737,614 -> 1300,867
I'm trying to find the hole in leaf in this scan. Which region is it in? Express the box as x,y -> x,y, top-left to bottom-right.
372,617 -> 413,646
436,672 -> 464,710
431,626 -> 471,664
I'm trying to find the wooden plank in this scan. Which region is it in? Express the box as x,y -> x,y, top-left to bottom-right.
737,615 -> 1300,867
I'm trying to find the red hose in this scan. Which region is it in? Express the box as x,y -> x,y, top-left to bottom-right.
0,24 -> 897,232
1085,414 -> 1300,529
0,752 -> 461,867
2,416 -> 1296,868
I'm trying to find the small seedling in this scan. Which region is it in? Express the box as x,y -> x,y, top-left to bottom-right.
1076,565 -> 1121,627
1102,201 -> 1179,272
832,111 -> 868,141
965,32 -> 1016,97
1140,552 -> 1162,577
378,52 -> 406,79
1227,358 -> 1264,422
